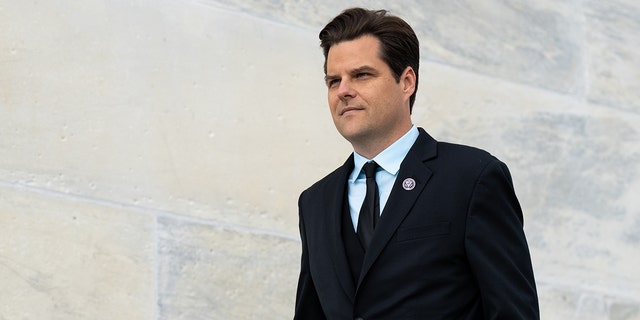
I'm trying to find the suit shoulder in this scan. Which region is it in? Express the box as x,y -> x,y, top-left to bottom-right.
434,141 -> 503,172
304,166 -> 342,191
439,141 -> 495,159
299,165 -> 347,201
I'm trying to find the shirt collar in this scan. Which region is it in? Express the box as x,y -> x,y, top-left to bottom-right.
350,125 -> 419,181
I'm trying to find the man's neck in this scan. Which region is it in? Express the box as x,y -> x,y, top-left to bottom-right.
352,123 -> 413,159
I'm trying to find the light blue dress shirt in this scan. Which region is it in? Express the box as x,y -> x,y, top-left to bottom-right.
348,125 -> 419,231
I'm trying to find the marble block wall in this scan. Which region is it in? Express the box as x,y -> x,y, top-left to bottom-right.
1,0 -> 638,319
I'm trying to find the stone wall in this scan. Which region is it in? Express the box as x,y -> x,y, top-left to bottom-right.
1,0 -> 638,319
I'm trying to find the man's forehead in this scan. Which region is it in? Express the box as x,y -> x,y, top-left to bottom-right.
326,37 -> 383,72
327,35 -> 381,56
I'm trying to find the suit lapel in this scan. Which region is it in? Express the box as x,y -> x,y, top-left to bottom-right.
357,129 -> 438,288
326,156 -> 357,302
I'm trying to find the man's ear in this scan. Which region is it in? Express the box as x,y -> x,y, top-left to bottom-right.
401,66 -> 416,97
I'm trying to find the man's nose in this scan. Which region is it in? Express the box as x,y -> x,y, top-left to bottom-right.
337,80 -> 355,100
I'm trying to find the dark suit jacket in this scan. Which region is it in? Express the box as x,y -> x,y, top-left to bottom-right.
295,128 -> 539,319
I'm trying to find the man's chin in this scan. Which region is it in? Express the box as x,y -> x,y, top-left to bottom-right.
338,130 -> 370,145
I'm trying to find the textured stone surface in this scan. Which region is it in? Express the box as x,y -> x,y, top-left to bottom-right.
611,302 -> 640,320
0,0 -> 331,235
205,0 -> 640,111
157,216 -> 299,319
400,1 -> 583,95
0,184 -> 153,319
202,0 -> 583,94
585,0 -> 640,112
537,284 -> 582,320
538,284 -> 640,320
577,294 -> 611,319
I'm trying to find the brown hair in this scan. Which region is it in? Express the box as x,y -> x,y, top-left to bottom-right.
319,8 -> 420,111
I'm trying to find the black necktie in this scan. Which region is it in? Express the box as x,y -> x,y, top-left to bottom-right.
357,161 -> 380,251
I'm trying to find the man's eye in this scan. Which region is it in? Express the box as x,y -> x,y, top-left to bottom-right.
355,73 -> 369,78
327,79 -> 340,87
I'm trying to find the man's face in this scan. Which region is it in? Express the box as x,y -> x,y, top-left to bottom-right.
325,35 -> 414,151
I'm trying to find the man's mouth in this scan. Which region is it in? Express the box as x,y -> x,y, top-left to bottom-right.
340,107 -> 363,115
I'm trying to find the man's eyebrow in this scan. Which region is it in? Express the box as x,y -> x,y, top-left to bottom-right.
324,74 -> 339,82
325,65 -> 378,82
351,65 -> 378,74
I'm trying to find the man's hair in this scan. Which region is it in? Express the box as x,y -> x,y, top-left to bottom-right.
319,8 -> 420,111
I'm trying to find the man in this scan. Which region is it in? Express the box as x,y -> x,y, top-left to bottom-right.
295,7 -> 539,319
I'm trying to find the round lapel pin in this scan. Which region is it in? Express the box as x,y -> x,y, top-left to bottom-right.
402,178 -> 416,190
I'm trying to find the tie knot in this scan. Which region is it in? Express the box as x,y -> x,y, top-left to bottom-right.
363,161 -> 379,179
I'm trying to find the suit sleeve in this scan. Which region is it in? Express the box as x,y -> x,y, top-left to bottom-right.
465,159 -> 540,319
294,193 -> 327,320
